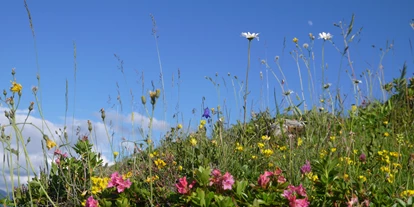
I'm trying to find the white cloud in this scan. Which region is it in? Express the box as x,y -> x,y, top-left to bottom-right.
0,107 -> 169,192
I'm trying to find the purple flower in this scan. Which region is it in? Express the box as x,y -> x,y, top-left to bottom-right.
300,160 -> 311,175
202,107 -> 211,119
359,153 -> 366,162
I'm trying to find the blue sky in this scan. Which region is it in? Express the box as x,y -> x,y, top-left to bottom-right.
1,1 -> 413,147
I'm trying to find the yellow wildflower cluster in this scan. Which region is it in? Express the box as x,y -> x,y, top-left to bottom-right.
261,135 -> 270,141
123,171 -> 133,179
257,143 -> 265,149
190,137 -> 197,146
177,124 -> 183,129
319,149 -> 328,158
358,175 -> 367,183
339,157 -> 354,165
146,175 -> 159,183
343,174 -> 350,182
306,172 -> 318,182
279,145 -> 287,151
235,142 -> 243,152
329,136 -> 336,141
154,159 -> 166,169
150,151 -> 158,158
297,137 -> 303,147
261,149 -> 274,157
401,190 -> 414,198
199,120 -> 207,130
91,176 -> 110,194
378,150 -> 391,164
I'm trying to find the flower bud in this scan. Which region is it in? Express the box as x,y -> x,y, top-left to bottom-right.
141,96 -> 146,105
29,102 -> 34,111
100,108 -> 106,121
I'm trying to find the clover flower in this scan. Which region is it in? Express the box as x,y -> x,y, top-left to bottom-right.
318,32 -> 333,40
300,160 -> 311,175
241,32 -> 259,41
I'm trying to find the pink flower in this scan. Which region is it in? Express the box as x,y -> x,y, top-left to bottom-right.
291,198 -> 310,207
221,172 -> 234,190
55,158 -> 60,165
283,184 -> 309,207
175,177 -> 195,194
277,175 -> 287,183
295,184 -> 307,197
300,160 -> 311,175
85,196 -> 99,207
107,172 -> 132,193
209,169 -> 222,186
258,171 -> 273,188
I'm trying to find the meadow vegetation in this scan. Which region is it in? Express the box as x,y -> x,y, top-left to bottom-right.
1,10 -> 414,207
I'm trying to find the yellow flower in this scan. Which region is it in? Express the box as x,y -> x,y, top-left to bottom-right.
150,151 -> 158,158
389,152 -> 399,157
46,139 -> 57,150
113,151 -> 119,157
386,173 -> 394,183
344,174 -> 350,182
329,136 -> 336,141
178,165 -> 183,171
200,120 -> 206,126
297,137 -> 303,147
235,143 -> 243,152
91,176 -> 110,194
331,148 -> 337,153
251,155 -> 257,160
211,140 -> 217,146
383,121 -> 388,125
177,124 -> 183,129
353,149 -> 358,154
172,161 -> 177,165
257,143 -> 265,149
401,190 -> 414,198
154,158 -> 166,169
10,82 -> 23,93
261,149 -> 274,157
358,175 -> 367,182
268,163 -> 274,167
319,149 -> 328,158
190,138 -> 197,146
123,171 -> 133,179
384,132 -> 390,137
261,135 -> 270,141
293,37 -> 299,44
380,166 -> 390,173
279,146 -> 287,151
351,104 -> 357,112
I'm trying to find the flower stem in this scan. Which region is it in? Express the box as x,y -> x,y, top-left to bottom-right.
243,40 -> 252,129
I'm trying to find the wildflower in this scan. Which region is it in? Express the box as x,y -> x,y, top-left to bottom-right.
358,175 -> 367,183
221,172 -> 235,190
386,173 -> 394,183
297,137 -> 303,146
383,121 -> 388,125
257,142 -> 265,149
309,33 -> 315,40
293,37 -> 299,44
359,153 -> 366,162
261,135 -> 270,141
202,107 -> 211,119
258,171 -> 273,188
268,162 -> 274,167
211,140 -> 217,146
303,43 -> 309,49
261,149 -> 274,157
383,132 -> 390,137
331,148 -> 337,153
85,196 -> 99,207
200,120 -> 206,126
351,104 -> 357,113
241,32 -> 259,41
251,155 -> 257,160
329,136 -> 336,141
300,160 -> 311,175
177,124 -> 183,129
319,149 -> 327,158
10,82 -> 23,93
107,172 -> 132,193
113,151 -> 119,157
279,146 -> 287,151
347,195 -> 359,207
154,159 -> 167,169
282,184 -> 309,207
178,165 -> 183,171
401,190 -> 414,198
175,176 -> 196,194
190,138 -> 197,146
318,32 -> 333,40
46,139 -> 57,150
235,143 -> 243,151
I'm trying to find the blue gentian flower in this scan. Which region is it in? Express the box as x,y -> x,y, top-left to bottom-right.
202,107 -> 211,119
